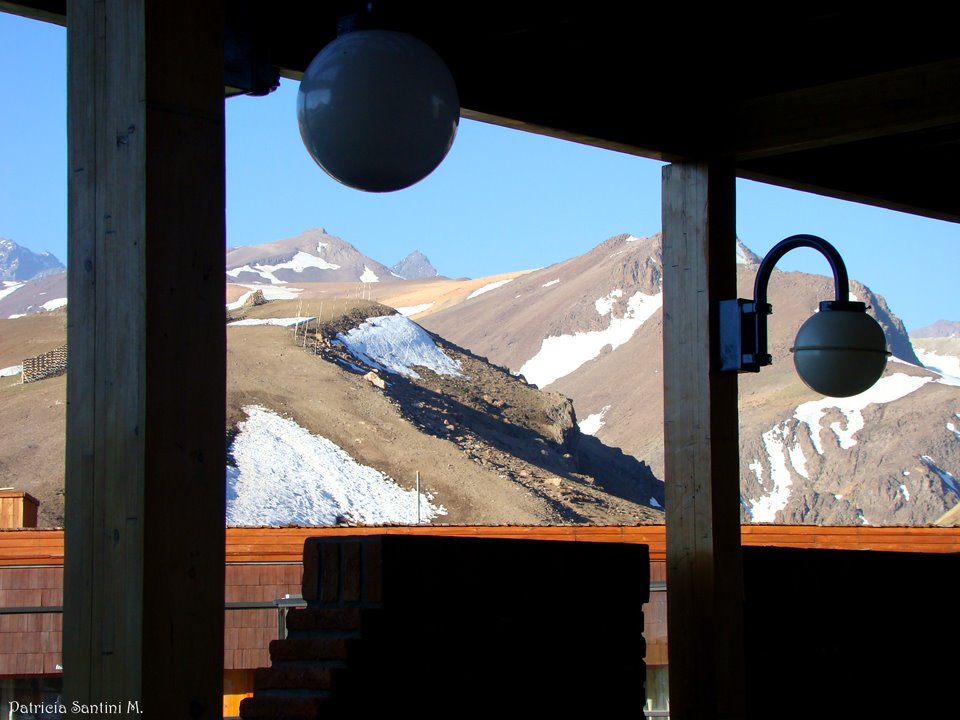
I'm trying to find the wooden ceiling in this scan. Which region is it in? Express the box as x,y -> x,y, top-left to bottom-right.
5,0 -> 960,222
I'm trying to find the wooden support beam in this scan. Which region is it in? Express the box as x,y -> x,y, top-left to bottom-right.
0,0 -> 65,25
732,59 -> 960,160
662,161 -> 744,719
64,1 -> 225,716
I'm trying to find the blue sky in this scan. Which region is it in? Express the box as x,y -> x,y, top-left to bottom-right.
2,12 -> 958,331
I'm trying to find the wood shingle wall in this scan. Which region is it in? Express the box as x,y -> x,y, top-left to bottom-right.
2,524 -> 959,678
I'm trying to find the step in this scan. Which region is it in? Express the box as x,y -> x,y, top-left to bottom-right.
285,607 -> 372,633
254,666 -> 341,692
285,627 -> 362,641
269,637 -> 358,663
239,695 -> 330,720
251,688 -> 331,700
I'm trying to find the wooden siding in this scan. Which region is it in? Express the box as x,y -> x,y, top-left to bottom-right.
0,492 -> 40,529
223,564 -> 301,670
4,525 -> 960,567
2,525 -> 959,676
0,566 -> 62,675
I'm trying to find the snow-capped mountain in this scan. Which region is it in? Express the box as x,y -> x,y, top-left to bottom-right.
0,238 -> 64,282
391,250 -> 439,280
0,270 -> 67,320
422,233 -> 960,526
226,228 -> 400,285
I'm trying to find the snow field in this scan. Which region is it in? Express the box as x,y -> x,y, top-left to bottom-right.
226,405 -> 446,526
227,250 -> 341,284
229,316 -> 316,327
336,314 -> 462,380
518,288 -> 662,387
578,405 -> 610,435
0,281 -> 25,301
395,302 -> 434,316
748,373 -> 934,520
467,278 -> 514,299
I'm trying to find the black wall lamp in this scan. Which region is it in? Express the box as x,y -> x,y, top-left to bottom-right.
719,234 -> 889,398
296,9 -> 460,193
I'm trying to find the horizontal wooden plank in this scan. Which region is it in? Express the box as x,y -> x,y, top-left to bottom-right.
731,59 -> 960,160
3,526 -> 960,567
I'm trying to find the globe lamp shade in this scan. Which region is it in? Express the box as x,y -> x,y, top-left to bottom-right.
297,29 -> 460,192
792,302 -> 888,398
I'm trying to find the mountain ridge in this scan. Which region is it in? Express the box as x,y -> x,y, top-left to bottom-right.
912,319 -> 960,338
421,232 -> 959,526
0,238 -> 64,282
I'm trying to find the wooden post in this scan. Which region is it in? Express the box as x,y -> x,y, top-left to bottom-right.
661,161 -> 744,719
64,1 -> 225,716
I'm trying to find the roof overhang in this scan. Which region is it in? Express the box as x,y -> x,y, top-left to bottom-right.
5,1 -> 958,220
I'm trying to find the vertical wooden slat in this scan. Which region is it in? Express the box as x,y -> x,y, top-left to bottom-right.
64,0 -> 99,701
64,0 -> 225,715
662,161 -> 744,719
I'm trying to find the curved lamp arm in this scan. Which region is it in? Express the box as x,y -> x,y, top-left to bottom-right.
754,234 -> 849,310
719,234 -> 888,397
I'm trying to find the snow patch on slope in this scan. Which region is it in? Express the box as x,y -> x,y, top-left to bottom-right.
0,364 -> 22,378
227,264 -> 285,284
226,290 -> 254,311
787,441 -> 809,479
337,315 -> 462,380
915,348 -> 960,383
595,289 -> 623,316
518,290 -> 663,387
579,405 -> 610,435
541,279 -> 560,288
229,316 -> 315,327
226,406 -> 445,526
750,424 -> 794,522
237,284 -> 303,300
360,266 -> 379,283
468,278 -> 514,299
949,416 -> 960,440
395,302 -> 434,316
228,251 -> 341,284
41,297 -> 67,311
0,281 -> 25,301
794,374 -> 931,454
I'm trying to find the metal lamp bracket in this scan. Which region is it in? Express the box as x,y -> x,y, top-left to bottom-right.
719,234 -> 859,373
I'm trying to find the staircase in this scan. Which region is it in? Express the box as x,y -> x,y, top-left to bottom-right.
240,537 -> 383,719
239,608 -> 373,718
240,534 -> 650,717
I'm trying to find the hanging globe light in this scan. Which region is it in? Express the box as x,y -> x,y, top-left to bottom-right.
297,28 -> 460,192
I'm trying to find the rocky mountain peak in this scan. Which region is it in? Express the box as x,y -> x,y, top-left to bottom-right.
391,250 -> 439,280
0,238 -> 65,282
737,239 -> 763,267
911,319 -> 960,338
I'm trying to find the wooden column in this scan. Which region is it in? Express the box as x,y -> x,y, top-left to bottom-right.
64,1 -> 225,716
662,161 -> 744,719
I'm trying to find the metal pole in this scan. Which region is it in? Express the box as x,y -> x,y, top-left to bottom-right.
416,470 -> 421,524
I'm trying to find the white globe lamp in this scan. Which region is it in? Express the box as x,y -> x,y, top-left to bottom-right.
297,28 -> 460,192
719,234 -> 889,397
